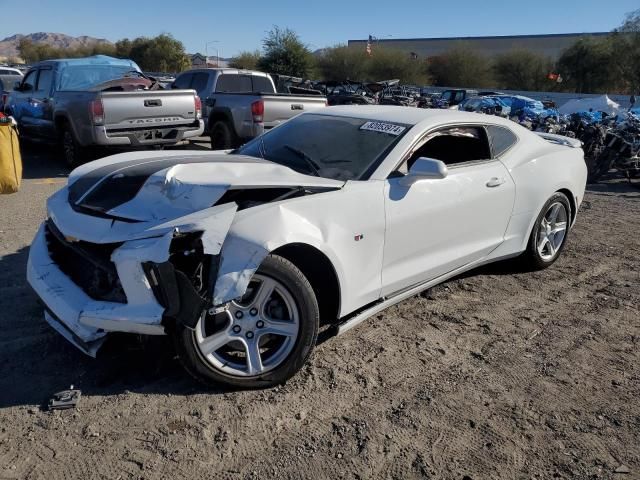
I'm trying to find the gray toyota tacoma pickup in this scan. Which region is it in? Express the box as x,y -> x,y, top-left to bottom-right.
172,68 -> 326,149
4,55 -> 204,165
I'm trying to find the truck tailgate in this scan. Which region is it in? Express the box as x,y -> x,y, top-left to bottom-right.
262,95 -> 326,128
101,90 -> 199,129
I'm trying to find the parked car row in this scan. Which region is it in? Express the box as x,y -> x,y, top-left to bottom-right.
2,55 -> 204,165
2,55 -> 330,164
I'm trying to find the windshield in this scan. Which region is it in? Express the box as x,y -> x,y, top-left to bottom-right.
233,113 -> 409,181
58,65 -> 141,91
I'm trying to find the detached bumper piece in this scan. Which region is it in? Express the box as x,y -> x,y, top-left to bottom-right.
143,260 -> 210,330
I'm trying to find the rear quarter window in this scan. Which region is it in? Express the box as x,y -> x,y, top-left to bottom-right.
487,125 -> 518,157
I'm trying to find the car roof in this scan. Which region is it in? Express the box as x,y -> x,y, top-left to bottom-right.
312,105 -> 516,129
185,68 -> 270,77
33,55 -> 139,70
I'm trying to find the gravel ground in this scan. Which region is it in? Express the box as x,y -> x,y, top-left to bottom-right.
0,143 -> 638,480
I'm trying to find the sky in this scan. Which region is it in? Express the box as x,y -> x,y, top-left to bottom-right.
0,0 -> 637,57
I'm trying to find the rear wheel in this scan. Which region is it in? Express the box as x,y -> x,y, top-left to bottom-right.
521,192 -> 571,270
174,255 -> 319,388
209,121 -> 235,150
60,126 -> 86,168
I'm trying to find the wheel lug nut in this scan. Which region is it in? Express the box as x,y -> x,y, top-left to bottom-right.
250,308 -> 258,316
256,320 -> 264,328
232,325 -> 241,334
246,331 -> 254,339
235,311 -> 243,319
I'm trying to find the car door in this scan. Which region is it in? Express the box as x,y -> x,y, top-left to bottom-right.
29,67 -> 55,139
8,69 -> 38,132
381,124 -> 515,296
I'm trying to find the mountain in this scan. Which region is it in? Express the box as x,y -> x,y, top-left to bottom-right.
0,33 -> 113,59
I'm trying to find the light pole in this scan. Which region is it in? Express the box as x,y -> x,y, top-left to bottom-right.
205,40 -> 220,67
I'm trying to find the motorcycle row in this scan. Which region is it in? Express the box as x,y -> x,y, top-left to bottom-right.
512,110 -> 640,183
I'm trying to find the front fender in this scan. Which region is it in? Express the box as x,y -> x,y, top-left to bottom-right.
212,204 -> 348,308
212,181 -> 386,316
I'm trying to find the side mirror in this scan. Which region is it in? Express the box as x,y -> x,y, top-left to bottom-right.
399,157 -> 448,186
13,81 -> 21,91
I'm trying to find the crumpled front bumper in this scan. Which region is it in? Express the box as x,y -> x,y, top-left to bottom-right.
27,223 -> 167,357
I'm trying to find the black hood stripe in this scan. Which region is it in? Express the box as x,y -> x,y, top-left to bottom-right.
68,156 -> 218,207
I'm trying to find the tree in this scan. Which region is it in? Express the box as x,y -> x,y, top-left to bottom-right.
493,50 -> 553,91
315,45 -> 368,81
127,34 -> 190,72
257,26 -> 313,77
617,8 -> 640,32
428,45 -> 494,87
610,9 -> 640,93
115,38 -> 133,58
366,47 -> 430,84
315,44 -> 429,83
557,37 -> 617,93
229,50 -> 261,70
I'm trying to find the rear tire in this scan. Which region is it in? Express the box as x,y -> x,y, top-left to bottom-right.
209,121 -> 236,150
521,192 -> 572,271
174,255 -> 319,389
60,126 -> 86,168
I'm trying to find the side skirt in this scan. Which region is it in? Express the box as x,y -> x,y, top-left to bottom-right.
336,252 -> 521,335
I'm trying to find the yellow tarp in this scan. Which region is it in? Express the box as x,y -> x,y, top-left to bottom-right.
0,122 -> 22,194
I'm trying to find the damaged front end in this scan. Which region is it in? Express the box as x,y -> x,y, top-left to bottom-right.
142,231 -> 216,330
27,153 -> 343,356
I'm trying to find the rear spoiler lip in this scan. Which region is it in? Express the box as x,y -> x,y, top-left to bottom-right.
536,132 -> 583,148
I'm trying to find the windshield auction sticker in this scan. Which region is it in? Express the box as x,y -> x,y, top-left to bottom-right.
360,121 -> 406,136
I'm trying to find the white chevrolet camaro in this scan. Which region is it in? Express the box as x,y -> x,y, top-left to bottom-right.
28,106 -> 587,388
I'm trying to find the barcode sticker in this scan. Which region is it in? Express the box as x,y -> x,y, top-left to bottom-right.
360,121 -> 406,136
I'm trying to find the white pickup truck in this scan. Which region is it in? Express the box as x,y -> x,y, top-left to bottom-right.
172,68 -> 327,149
4,56 -> 204,166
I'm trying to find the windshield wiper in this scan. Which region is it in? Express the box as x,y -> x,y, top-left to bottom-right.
283,145 -> 320,176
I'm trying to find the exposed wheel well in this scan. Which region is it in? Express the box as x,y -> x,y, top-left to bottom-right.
557,188 -> 576,224
54,116 -> 70,137
272,243 -> 341,326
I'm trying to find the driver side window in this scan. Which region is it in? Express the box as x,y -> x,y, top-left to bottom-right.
402,126 -> 492,173
21,70 -> 37,92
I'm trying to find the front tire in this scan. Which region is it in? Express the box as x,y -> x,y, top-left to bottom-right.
521,192 -> 571,270
174,255 -> 319,388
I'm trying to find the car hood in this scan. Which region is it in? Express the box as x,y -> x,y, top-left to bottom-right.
67,151 -> 344,223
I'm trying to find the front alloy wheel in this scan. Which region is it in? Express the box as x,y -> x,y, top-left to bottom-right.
174,255 -> 319,388
195,274 -> 300,377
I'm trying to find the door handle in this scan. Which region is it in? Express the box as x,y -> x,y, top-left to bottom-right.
486,177 -> 506,187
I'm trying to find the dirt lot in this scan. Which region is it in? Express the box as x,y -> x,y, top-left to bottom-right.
0,144 -> 638,480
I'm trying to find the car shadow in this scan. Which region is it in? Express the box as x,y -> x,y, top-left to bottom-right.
0,246 -> 233,410
587,178 -> 640,198
19,141 -> 71,180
